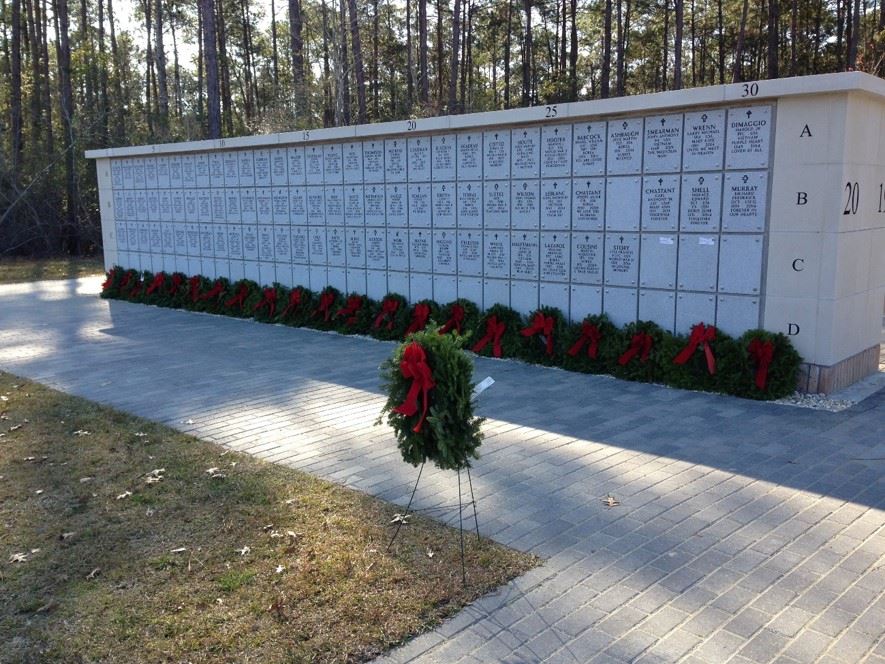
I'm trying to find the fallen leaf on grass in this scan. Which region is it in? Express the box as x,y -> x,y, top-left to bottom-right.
145,476 -> 162,485
79,477 -> 93,483
181,419 -> 194,425
205,467 -> 220,475
426,548 -> 434,558
237,546 -> 250,556
209,472 -> 226,479
601,494 -> 620,508
9,552 -> 28,563
287,531 -> 300,540
170,547 -> 187,554
0,395 -> 7,401
24,456 -> 35,461
86,568 -> 100,580
262,524 -> 274,532
275,565 -> 285,574
9,424 -> 23,432
269,531 -> 283,539
134,432 -> 149,438
35,600 -> 57,613
116,491 -> 132,500
60,532 -> 76,540
284,498 -> 297,505
72,430 -> 90,436
35,489 -> 44,495
389,514 -> 410,525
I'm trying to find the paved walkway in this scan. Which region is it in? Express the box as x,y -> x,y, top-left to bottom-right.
1,277 -> 884,664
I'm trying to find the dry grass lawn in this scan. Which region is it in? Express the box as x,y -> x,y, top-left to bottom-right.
0,256 -> 105,284
0,373 -> 538,663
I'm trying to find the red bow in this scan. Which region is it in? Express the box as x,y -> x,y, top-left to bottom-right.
279,288 -> 305,318
439,304 -> 465,335
336,295 -> 364,326
201,279 -> 226,301
471,316 -> 506,358
101,268 -> 118,291
405,303 -> 431,336
169,274 -> 183,295
119,272 -> 132,290
128,279 -> 143,298
224,284 -> 250,309
567,322 -> 602,359
673,323 -> 717,375
618,332 -> 653,365
146,272 -> 166,295
254,288 -> 277,318
748,338 -> 775,390
189,276 -> 202,303
520,312 -> 555,356
374,297 -> 400,330
316,291 -> 336,321
392,342 -> 436,433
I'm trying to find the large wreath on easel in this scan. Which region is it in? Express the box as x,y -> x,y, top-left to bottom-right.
378,329 -> 484,471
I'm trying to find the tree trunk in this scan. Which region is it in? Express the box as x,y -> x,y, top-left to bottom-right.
97,0 -> 109,137
733,0 -> 748,81
10,0 -> 22,175
568,0 -> 577,99
662,0 -> 669,89
504,0 -> 512,107
615,0 -> 624,95
847,0 -> 860,68
199,0 -> 220,138
418,0 -> 428,104
602,0 -> 612,98
240,0 -> 255,123
216,0 -> 233,134
372,0 -> 379,118
53,0 -> 78,253
768,0 -> 779,78
25,0 -> 42,150
143,0 -> 155,135
197,4 -> 204,125
170,17 -> 182,117
449,0 -> 461,112
347,0 -> 366,122
674,0 -> 682,89
522,0 -> 532,106
322,0 -> 334,126
271,0 -> 278,92
339,0 -> 352,124
717,0 -> 724,82
106,0 -> 123,141
155,0 -> 169,127
406,0 -> 413,109
289,0 -> 305,120
435,0 -> 443,105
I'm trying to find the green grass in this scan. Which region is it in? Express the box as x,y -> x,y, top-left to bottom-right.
0,373 -> 539,663
0,256 -> 105,284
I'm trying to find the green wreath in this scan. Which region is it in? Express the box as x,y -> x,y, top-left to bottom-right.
369,293 -> 411,340
657,324 -> 745,394
276,285 -> 315,326
610,320 -> 666,382
307,286 -> 342,330
738,330 -> 802,399
378,330 -> 484,471
469,304 -> 523,358
404,299 -> 440,338
517,306 -> 568,366
438,299 -> 480,339
221,279 -> 261,318
332,293 -> 377,334
561,314 -> 620,374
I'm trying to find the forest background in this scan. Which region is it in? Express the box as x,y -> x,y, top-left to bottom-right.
0,0 -> 879,255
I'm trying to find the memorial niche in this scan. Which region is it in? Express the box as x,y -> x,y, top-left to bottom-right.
511,233 -> 540,280
457,182 -> 482,229
726,106 -> 771,169
723,172 -> 766,232
607,118 -> 643,174
387,230 -> 408,270
484,182 -> 510,228
409,230 -> 432,272
511,181 -> 540,230
408,137 -> 431,181
433,231 -> 456,274
484,232 -> 509,278
571,233 -> 604,284
457,231 -> 483,276
366,229 -> 386,268
512,128 -> 540,178
483,131 -> 510,179
605,234 -> 639,287
573,123 -> 606,176
541,125 -> 572,177
683,109 -> 725,171
680,174 -> 722,232
643,114 -> 683,172
641,176 -> 680,231
540,234 -> 569,282
541,180 -> 570,230
457,133 -> 483,179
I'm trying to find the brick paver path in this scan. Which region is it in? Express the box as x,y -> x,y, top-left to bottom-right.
2,277 -> 884,664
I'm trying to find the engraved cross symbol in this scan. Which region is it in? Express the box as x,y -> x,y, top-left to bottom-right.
553,234 -> 557,241
742,175 -> 749,183
619,236 -> 624,243
701,113 -> 708,122
622,121 -> 628,130
699,176 -> 705,185
553,182 -> 558,189
494,233 -> 499,240
523,130 -> 528,137
660,118 -> 666,126
658,177 -> 664,186
554,128 -> 559,134
494,133 -> 499,140
523,233 -> 527,240
746,110 -> 753,118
